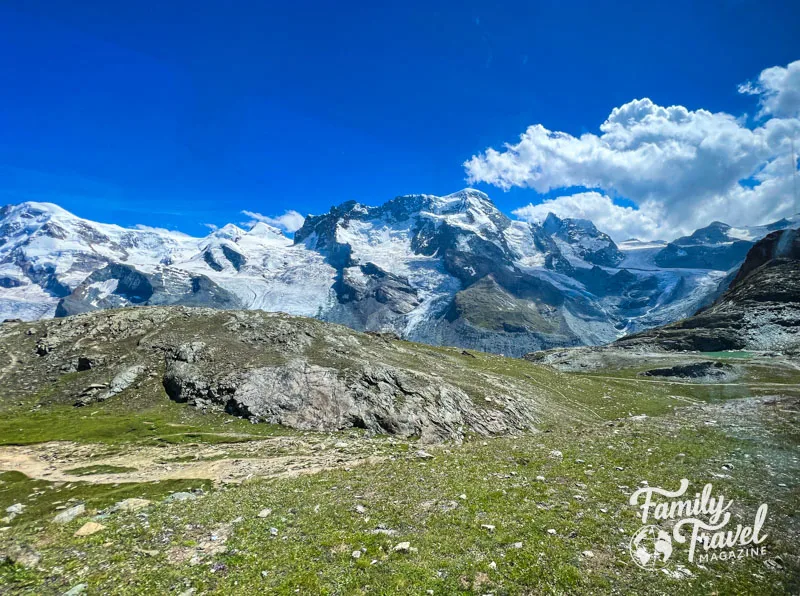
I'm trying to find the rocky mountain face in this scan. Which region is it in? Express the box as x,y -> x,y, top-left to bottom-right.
0,194 -> 796,356
616,228 -> 800,352
652,219 -> 788,270
3,306 -> 585,442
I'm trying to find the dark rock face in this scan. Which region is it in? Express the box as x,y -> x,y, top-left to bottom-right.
616,228 -> 800,352
640,361 -> 738,382
339,263 -> 420,314
654,240 -> 753,270
220,244 -> 246,271
55,264 -> 242,317
653,220 -> 763,270
203,249 -> 224,272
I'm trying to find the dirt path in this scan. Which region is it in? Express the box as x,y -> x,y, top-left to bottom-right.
0,348 -> 19,384
0,437 -> 390,485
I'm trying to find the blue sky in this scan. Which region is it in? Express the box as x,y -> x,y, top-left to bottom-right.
1,1 -> 799,238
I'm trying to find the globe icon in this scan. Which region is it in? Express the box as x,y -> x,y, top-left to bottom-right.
629,525 -> 673,570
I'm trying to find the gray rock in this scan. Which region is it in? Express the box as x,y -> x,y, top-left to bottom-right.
164,492 -> 197,503
163,357 -> 533,442
53,504 -> 85,524
5,543 -> 41,569
109,498 -> 151,513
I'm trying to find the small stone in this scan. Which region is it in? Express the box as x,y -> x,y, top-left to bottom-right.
53,504 -> 85,524
62,583 -> 88,596
481,524 -> 495,532
459,494 -> 467,500
74,521 -> 105,537
5,503 -> 24,515
416,450 -> 434,459
549,450 -> 563,459
110,498 -> 151,513
547,528 -> 556,535
489,561 -> 497,570
582,550 -> 594,558
535,476 -> 546,482
269,527 -> 278,536
258,508 -> 273,518
334,442 -> 348,449
165,492 -> 197,502
6,544 -> 41,569
351,550 -> 362,559
512,542 -> 523,549
136,548 -> 160,557
393,541 -> 411,553
261,570 -> 269,578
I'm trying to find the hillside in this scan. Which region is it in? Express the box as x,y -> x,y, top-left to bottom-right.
1,306 -> 799,594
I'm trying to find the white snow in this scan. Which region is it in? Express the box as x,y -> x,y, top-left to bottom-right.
1,198 -> 795,349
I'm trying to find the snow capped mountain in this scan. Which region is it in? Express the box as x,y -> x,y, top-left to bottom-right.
1,194 -> 796,356
0,201 -> 335,322
541,213 -> 624,268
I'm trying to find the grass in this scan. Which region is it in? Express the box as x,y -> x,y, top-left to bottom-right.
0,396 -> 302,447
1,400 -> 797,595
1,309 -> 798,593
452,276 -> 560,334
0,470 -> 211,536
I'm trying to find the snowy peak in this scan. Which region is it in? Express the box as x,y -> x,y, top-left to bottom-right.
541,212 -> 624,268
653,214 -> 798,271
210,223 -> 246,242
246,221 -> 286,239
673,221 -> 732,247
2,195 -> 797,359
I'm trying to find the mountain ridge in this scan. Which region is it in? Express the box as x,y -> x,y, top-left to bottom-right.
1,193 -> 797,356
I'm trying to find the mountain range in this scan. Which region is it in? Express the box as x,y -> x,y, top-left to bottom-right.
1,191 -> 797,356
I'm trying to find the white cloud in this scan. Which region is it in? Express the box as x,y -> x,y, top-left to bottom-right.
739,59 -> 800,118
512,192 -> 663,241
465,60 -> 800,240
242,209 -> 306,233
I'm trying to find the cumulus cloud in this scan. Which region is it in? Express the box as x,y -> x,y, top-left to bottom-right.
512,192 -> 663,241
242,209 -> 306,233
739,59 -> 800,118
466,60 -> 800,241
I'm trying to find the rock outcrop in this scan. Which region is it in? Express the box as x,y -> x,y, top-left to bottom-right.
0,306 -> 575,442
